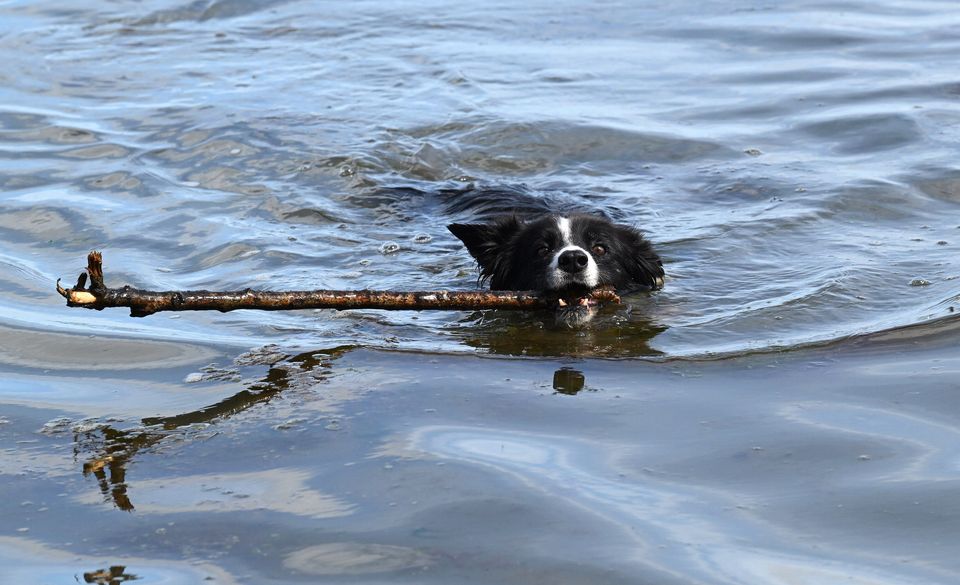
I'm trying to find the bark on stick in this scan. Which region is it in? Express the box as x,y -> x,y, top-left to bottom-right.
56,251 -> 620,317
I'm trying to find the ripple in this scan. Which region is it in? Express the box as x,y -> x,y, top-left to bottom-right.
128,0 -> 293,25
0,206 -> 85,243
379,241 -> 401,254
192,242 -> 260,269
0,325 -> 218,371
284,542 -> 432,575
73,469 -> 353,518
407,425 -> 934,585
659,26 -> 877,52
377,118 -> 735,181
909,169 -> 960,204
59,143 -> 130,159
794,113 -> 922,155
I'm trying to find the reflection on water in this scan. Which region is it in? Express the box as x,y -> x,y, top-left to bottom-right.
75,469 -> 354,519
552,367 -> 585,395
0,537 -> 236,585
452,304 -> 667,357
283,542 -> 433,576
82,566 -> 138,585
782,402 -> 960,483
76,346 -> 347,510
408,425 -> 932,585
4,342 -> 960,583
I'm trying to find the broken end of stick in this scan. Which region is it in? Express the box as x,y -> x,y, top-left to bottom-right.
86,250 -> 104,288
56,250 -> 106,307
56,284 -> 101,306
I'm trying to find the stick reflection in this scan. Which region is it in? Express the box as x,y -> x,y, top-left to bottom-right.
75,346 -> 352,511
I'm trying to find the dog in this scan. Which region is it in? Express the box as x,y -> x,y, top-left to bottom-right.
448,214 -> 663,326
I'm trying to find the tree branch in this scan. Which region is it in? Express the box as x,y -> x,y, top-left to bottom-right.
56,251 -> 620,317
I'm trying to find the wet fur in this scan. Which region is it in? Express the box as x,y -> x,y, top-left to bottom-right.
448,214 -> 663,325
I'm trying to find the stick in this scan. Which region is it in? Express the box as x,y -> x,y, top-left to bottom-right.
56,251 -> 620,317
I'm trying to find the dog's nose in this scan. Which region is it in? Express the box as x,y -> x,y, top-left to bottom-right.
558,249 -> 589,273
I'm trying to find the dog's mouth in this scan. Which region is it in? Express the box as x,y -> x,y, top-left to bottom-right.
549,285 -> 604,327
555,296 -> 599,309
552,292 -> 600,328
550,284 -> 600,308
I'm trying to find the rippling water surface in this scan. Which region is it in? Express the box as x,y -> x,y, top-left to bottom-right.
2,1 -> 960,583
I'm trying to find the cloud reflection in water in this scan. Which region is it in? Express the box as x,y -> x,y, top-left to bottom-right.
407,425 -> 938,585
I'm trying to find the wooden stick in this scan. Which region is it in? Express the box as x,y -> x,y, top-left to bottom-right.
56,251 -> 620,317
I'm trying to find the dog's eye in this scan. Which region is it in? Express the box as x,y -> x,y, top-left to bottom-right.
537,245 -> 550,256
592,244 -> 606,256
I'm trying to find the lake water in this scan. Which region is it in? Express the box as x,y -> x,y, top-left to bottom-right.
2,0 -> 960,583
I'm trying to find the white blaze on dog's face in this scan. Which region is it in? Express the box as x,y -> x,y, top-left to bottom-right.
547,216 -> 600,291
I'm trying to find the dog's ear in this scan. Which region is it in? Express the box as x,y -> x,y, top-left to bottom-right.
448,217 -> 521,284
448,217 -> 521,260
622,230 -> 665,290
447,223 -> 495,258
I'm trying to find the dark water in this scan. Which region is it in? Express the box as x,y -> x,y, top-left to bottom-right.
2,1 -> 960,583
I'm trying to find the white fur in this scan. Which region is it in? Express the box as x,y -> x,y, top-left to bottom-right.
557,216 -> 572,246
549,217 -> 599,289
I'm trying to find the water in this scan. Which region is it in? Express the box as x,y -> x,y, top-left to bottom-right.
2,0 -> 959,583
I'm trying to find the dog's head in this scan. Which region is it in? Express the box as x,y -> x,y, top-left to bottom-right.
448,214 -> 663,325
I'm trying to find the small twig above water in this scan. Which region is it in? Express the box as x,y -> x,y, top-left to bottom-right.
56,251 -> 620,318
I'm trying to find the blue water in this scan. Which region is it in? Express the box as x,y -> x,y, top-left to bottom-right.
1,1 -> 960,583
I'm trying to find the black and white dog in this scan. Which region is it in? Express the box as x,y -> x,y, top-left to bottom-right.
448,214 -> 663,325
